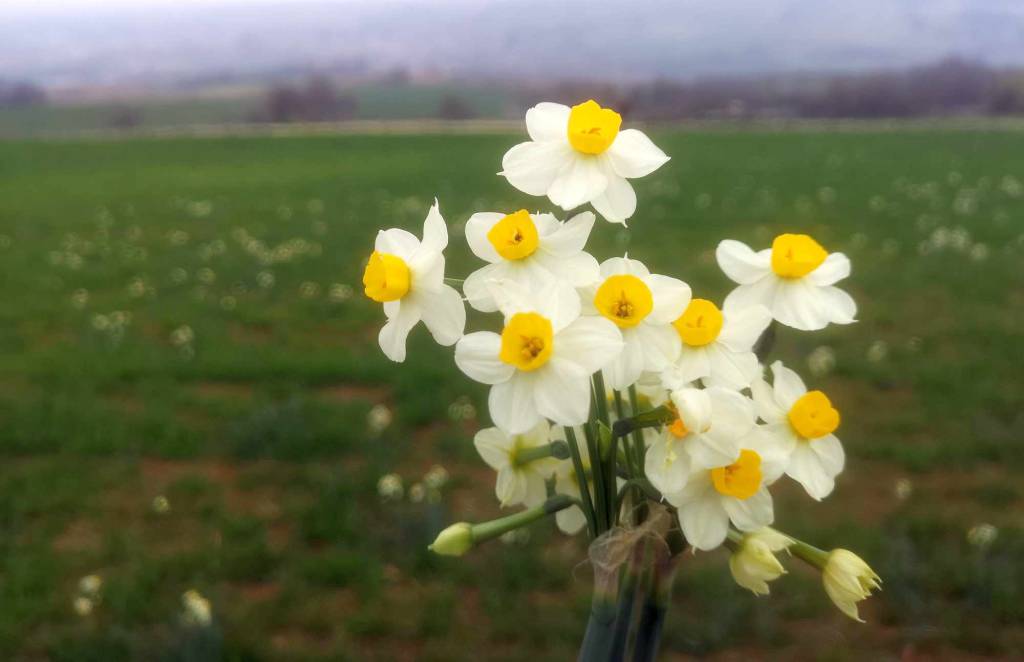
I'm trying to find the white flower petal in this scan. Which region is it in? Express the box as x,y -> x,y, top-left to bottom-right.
820,286 -> 858,325
590,171 -> 637,225
488,373 -> 543,434
462,262 -> 504,313
718,305 -> 772,352
811,434 -> 846,477
723,488 -> 774,532
644,275 -> 691,324
678,493 -> 730,551
455,332 -> 514,385
688,432 -> 741,471
672,387 -> 712,433
606,128 -> 670,179
474,427 -> 512,470
464,212 -> 505,263
547,156 -> 608,211
378,300 -> 422,363
723,277 -> 779,317
602,331 -> 645,390
705,386 -> 756,441
555,316 -> 624,374
716,240 -> 771,285
534,359 -> 591,426
501,141 -> 574,197
786,443 -> 836,500
407,250 -> 443,294
495,466 -> 528,506
539,211 -> 596,257
556,504 -> 588,535
773,280 -> 834,331
417,284 -> 466,346
645,438 -> 690,495
662,346 -> 710,390
375,228 -> 420,260
421,199 -> 448,252
534,250 -> 600,287
599,256 -> 649,278
704,344 -> 760,390
750,378 -> 786,423
769,361 -> 807,410
634,323 -> 682,374
808,252 -> 851,286
525,102 -> 571,142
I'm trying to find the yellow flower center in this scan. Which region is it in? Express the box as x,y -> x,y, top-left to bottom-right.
567,100 -> 622,155
788,390 -> 840,440
362,251 -> 410,302
711,449 -> 762,500
668,417 -> 689,439
487,209 -> 539,261
594,274 -> 653,329
770,233 -> 828,278
499,312 -> 554,372
673,298 -> 724,347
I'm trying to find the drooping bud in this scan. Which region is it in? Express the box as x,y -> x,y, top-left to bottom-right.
428,522 -> 474,557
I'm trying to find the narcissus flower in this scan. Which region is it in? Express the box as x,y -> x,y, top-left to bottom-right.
662,299 -> 772,390
645,387 -> 755,495
474,422 -> 560,508
462,210 -> 599,312
729,528 -> 794,596
716,235 -> 856,331
454,278 -> 622,434
752,361 -> 845,500
582,257 -> 690,390
822,549 -> 882,621
500,100 -> 670,225
665,428 -> 787,551
362,200 -> 466,362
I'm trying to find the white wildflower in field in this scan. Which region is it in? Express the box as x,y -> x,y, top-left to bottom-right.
806,345 -> 836,377
866,340 -> 888,363
367,404 -> 393,434
182,590 -> 212,627
967,523 -> 998,549
152,495 -> 171,513
377,473 -> 404,501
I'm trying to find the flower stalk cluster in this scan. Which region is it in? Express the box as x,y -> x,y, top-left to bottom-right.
365,99 -> 881,658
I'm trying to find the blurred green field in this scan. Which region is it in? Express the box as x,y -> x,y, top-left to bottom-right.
0,128 -> 1022,661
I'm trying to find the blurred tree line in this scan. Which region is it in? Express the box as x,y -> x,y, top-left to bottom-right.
523,57 -> 1024,120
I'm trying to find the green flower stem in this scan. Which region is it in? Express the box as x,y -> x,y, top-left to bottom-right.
632,550 -> 683,662
583,420 -> 609,533
469,494 -> 574,545
627,385 -> 649,474
591,375 -> 611,428
609,541 -> 645,660
564,426 -> 598,539
578,586 -> 618,662
789,537 -> 831,570
513,441 -> 570,467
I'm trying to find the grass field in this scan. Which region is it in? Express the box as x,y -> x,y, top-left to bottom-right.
0,127 -> 1023,660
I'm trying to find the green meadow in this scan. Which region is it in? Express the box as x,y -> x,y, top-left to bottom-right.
0,128 -> 1022,660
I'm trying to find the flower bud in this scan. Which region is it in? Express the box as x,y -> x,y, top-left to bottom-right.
729,528 -> 792,595
822,549 -> 881,622
429,522 -> 474,557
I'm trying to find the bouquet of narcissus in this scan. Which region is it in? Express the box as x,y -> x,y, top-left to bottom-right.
363,100 -> 880,660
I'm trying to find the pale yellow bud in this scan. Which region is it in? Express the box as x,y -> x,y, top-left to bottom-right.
729,528 -> 792,595
429,522 -> 473,557
822,549 -> 882,622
